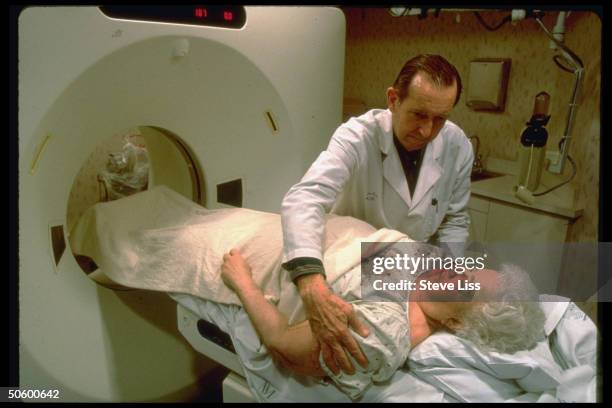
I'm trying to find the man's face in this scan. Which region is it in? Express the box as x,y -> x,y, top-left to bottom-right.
387,72 -> 457,152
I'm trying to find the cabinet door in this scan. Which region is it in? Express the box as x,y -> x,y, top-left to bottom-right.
485,201 -> 568,243
484,201 -> 569,294
467,196 -> 490,244
468,209 -> 487,244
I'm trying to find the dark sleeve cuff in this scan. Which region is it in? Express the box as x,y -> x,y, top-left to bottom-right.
282,257 -> 326,283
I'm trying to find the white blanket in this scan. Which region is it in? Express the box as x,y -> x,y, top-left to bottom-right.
69,185 -> 410,323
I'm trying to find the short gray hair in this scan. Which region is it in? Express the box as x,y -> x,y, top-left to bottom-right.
454,264 -> 546,354
393,54 -> 462,106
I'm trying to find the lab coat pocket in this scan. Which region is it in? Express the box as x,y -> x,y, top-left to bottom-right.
424,193 -> 447,238
422,198 -> 438,238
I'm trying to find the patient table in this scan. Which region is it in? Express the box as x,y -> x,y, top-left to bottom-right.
70,186 -> 599,402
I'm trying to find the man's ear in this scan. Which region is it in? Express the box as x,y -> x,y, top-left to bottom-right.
386,87 -> 399,112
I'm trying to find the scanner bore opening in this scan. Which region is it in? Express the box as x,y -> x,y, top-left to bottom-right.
66,126 -> 204,285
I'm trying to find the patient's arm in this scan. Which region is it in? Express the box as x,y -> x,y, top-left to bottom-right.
222,249 -> 326,377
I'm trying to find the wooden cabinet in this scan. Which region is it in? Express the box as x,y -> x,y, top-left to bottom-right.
467,194 -> 571,294
467,196 -> 490,244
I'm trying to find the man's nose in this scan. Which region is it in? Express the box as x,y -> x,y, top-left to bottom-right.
417,118 -> 433,139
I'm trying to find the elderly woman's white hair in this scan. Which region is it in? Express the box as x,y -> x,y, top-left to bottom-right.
454,263 -> 546,354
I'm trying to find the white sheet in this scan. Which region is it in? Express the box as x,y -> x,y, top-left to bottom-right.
69,185 -> 409,324
173,293 -> 598,403
547,301 -> 599,402
407,297 -> 598,402
170,292 -> 446,403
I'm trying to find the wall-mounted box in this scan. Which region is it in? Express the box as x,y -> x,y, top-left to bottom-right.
466,58 -> 511,112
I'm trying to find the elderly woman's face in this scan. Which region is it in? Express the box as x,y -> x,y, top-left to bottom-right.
414,269 -> 501,330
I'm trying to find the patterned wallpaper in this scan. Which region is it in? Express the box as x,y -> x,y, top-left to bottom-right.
342,8 -> 600,244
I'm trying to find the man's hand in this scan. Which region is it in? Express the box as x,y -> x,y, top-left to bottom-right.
296,274 -> 370,375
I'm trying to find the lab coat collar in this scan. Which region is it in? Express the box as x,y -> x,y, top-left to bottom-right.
379,110 -> 443,208
412,137 -> 442,208
377,109 -> 395,156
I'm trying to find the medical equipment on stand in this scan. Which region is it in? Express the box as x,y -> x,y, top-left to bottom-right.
514,12 -> 583,205
515,92 -> 550,204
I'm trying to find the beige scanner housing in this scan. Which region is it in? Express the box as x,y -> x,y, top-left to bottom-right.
18,6 -> 345,402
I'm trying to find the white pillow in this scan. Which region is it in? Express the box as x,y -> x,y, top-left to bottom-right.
547,301 -> 598,370
407,299 -> 571,402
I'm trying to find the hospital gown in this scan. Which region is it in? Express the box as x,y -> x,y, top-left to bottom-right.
318,300 -> 411,400
313,242 -> 438,400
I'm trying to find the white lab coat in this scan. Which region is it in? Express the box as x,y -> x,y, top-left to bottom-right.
281,109 -> 473,263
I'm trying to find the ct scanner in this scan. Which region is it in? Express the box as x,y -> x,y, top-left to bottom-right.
18,6 -> 345,402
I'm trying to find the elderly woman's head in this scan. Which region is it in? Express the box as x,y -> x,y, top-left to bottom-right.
415,264 -> 545,354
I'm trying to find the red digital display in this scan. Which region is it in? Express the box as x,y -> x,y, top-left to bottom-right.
194,7 -> 208,18
100,6 -> 245,29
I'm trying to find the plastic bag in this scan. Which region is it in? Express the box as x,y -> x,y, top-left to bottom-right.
98,136 -> 149,201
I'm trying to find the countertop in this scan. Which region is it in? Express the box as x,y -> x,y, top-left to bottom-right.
471,157 -> 583,220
